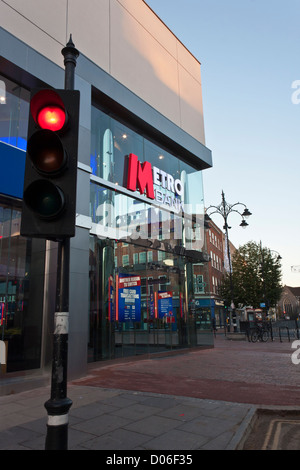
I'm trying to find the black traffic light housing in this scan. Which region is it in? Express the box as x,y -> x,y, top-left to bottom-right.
20,88 -> 80,240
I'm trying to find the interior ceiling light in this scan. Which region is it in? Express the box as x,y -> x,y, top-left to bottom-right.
0,80 -> 6,104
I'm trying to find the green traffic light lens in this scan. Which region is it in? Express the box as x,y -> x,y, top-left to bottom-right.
24,180 -> 65,218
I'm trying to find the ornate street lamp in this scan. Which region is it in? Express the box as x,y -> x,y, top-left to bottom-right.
206,190 -> 252,332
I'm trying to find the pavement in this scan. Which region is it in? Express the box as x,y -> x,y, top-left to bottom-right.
0,332 -> 299,451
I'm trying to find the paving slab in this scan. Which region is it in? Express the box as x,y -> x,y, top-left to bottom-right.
0,333 -> 299,451
0,384 -> 254,450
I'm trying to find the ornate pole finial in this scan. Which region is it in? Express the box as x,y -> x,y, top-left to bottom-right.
61,35 -> 79,90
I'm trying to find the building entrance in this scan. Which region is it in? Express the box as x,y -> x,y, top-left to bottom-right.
88,237 -> 206,362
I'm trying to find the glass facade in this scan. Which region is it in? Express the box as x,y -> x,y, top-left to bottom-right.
0,199 -> 45,372
0,71 -> 212,374
0,75 -> 45,373
89,105 -> 212,361
0,74 -> 30,150
91,105 -> 205,215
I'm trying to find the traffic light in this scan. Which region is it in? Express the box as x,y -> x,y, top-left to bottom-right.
20,88 -> 80,240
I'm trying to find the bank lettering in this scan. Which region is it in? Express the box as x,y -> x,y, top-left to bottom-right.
126,153 -> 184,211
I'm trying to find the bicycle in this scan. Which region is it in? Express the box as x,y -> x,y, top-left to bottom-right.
251,326 -> 269,343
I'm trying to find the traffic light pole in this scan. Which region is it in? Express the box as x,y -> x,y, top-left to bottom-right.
44,36 -> 79,451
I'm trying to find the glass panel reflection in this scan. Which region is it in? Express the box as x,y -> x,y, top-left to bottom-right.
90,104 -> 205,213
90,183 -> 205,254
0,200 -> 45,372
89,103 -> 212,363
88,233 -> 213,363
0,74 -> 30,150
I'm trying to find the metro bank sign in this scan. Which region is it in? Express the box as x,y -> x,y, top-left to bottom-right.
126,153 -> 184,212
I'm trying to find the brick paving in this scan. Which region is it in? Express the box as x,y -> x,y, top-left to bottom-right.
73,333 -> 300,407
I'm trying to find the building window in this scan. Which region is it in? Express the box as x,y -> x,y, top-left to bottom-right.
194,274 -> 204,294
0,74 -> 30,151
158,251 -> 166,261
122,254 -> 129,266
159,275 -> 170,291
141,277 -> 147,295
90,103 -> 204,212
147,277 -> 153,295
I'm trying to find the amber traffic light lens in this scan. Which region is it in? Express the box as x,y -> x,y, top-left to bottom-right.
27,130 -> 66,174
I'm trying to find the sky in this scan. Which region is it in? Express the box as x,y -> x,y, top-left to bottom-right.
146,0 -> 300,287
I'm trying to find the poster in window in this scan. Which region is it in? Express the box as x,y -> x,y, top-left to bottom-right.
118,274 -> 141,322
158,291 -> 174,322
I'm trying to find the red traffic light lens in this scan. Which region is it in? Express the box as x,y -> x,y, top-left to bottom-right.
30,89 -> 67,131
37,106 -> 66,131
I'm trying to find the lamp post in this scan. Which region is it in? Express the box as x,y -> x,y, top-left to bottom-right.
206,191 -> 252,332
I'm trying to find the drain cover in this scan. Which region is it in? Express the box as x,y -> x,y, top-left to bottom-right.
243,410 -> 300,450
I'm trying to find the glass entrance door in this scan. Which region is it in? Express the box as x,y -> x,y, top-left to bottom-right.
89,237 -> 190,361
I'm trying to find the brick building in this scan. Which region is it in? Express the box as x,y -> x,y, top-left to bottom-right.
278,285 -> 300,319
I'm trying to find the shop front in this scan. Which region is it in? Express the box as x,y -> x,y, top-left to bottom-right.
0,0 -> 213,385
88,102 -> 213,361
0,64 -> 213,380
